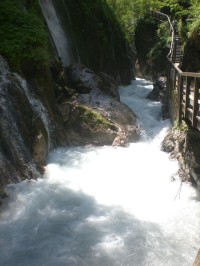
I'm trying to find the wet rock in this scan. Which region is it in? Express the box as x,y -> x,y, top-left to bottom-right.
112,125 -> 139,147
65,64 -> 100,94
0,55 -> 49,193
61,65 -> 140,146
147,76 -> 169,119
65,64 -> 120,100
147,77 -> 166,101
162,132 -> 175,153
64,103 -> 118,146
98,72 -> 120,100
32,128 -> 48,169
58,103 -> 71,122
162,127 -> 200,189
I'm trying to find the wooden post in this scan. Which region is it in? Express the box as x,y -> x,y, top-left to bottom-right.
184,77 -> 190,118
177,74 -> 183,125
166,63 -> 173,122
173,68 -> 177,90
193,249 -> 200,266
192,77 -> 199,127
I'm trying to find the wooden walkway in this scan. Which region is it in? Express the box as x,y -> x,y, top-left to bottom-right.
152,11 -> 200,131
152,11 -> 200,266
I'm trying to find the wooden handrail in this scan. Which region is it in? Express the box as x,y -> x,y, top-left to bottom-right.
180,72 -> 200,78
151,11 -> 200,131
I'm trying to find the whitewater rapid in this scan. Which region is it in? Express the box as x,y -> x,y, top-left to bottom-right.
0,79 -> 200,266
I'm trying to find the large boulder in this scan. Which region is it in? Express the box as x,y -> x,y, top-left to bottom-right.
65,64 -> 99,94
147,77 -> 166,102
147,77 -> 169,120
58,64 -> 140,146
60,103 -> 118,146
65,64 -> 120,100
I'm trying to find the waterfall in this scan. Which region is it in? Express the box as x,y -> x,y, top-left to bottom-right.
0,79 -> 200,266
39,0 -> 79,66
0,55 -> 51,182
14,73 -> 52,151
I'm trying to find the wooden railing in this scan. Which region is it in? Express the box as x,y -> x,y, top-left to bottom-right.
152,11 -> 200,130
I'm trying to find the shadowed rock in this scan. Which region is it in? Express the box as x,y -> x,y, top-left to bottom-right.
0,56 -> 49,193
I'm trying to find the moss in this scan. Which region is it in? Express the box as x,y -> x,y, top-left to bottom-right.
0,0 -> 50,72
77,105 -> 117,131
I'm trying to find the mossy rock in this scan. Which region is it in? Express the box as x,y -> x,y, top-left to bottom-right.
76,105 -> 117,132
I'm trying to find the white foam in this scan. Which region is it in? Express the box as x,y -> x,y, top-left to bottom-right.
0,79 -> 200,266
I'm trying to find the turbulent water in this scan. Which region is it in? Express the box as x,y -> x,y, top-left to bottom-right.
1,79 -> 200,266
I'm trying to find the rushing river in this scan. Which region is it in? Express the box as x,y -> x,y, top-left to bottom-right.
0,79 -> 200,266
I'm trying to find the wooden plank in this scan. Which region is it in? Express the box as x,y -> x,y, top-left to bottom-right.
193,249 -> 200,266
196,116 -> 200,122
187,108 -> 193,124
184,77 -> 191,118
197,122 -> 200,131
173,69 -> 176,89
189,93 -> 194,100
187,108 -> 193,114
177,75 -> 183,124
181,72 -> 200,78
192,77 -> 199,127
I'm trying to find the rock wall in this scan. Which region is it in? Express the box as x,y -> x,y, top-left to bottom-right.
162,127 -> 200,190
0,56 -> 49,195
61,0 -> 134,84
181,29 -> 200,72
0,57 -> 140,200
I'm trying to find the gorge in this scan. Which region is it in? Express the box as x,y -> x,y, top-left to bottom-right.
1,78 -> 200,266
0,0 -> 200,265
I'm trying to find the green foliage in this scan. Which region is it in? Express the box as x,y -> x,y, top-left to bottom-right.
106,0 -> 200,44
147,21 -> 171,62
188,0 -> 200,37
173,120 -> 188,132
106,0 -> 148,43
0,0 -> 50,71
